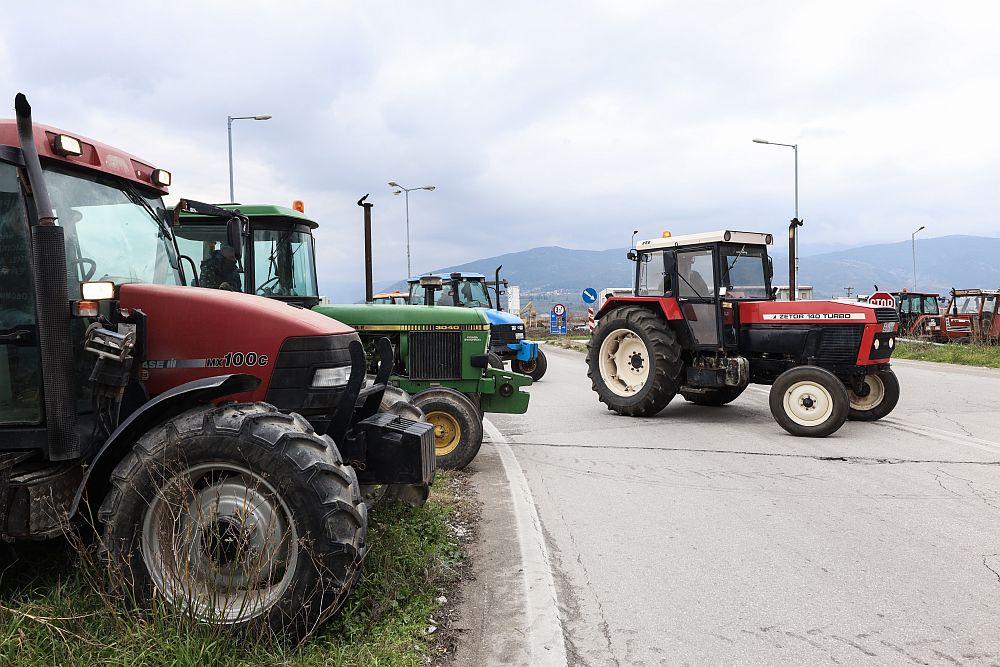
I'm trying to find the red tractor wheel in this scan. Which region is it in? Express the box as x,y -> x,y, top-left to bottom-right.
768,366 -> 850,437
846,369 -> 900,421
586,307 -> 683,417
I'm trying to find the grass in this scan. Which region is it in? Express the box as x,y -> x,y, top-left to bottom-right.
893,341 -> 1000,368
0,474 -> 464,666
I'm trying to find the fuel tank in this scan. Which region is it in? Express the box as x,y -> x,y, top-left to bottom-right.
118,284 -> 357,402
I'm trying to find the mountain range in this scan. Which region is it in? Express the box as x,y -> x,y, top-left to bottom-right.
375,235 -> 1000,313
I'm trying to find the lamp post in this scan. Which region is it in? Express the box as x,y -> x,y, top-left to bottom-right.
227,114 -> 272,202
911,225 -> 925,290
388,182 -> 436,278
753,138 -> 800,298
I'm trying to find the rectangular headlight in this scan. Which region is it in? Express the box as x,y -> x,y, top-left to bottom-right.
54,134 -> 83,156
151,168 -> 172,187
81,281 -> 115,301
312,366 -> 351,387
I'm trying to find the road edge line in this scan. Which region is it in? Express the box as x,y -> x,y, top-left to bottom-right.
483,417 -> 568,666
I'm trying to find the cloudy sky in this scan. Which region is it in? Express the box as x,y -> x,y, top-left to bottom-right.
3,1 -> 998,300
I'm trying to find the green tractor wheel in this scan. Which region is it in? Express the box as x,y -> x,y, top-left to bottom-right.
412,388 -> 484,470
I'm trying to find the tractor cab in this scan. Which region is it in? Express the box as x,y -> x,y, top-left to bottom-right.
892,290 -> 940,336
629,230 -> 775,350
407,271 -> 547,380
372,291 -> 409,305
944,288 -> 1000,342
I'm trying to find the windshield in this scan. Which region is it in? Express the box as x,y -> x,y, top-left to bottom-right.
720,245 -> 768,299
409,279 -> 491,307
923,296 -> 939,315
252,228 -> 318,297
45,166 -> 180,298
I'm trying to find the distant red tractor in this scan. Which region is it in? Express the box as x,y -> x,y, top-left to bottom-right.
588,229 -> 900,437
891,290 -> 943,339
941,289 -> 1000,343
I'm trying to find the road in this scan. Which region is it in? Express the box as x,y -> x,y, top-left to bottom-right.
451,345 -> 1000,666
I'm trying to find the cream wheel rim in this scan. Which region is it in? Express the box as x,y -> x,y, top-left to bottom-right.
783,380 -> 835,427
848,374 -> 885,412
598,329 -> 650,398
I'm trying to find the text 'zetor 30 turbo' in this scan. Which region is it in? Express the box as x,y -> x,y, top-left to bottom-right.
587,230 -> 900,437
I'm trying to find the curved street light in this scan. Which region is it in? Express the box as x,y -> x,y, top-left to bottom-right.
753,137 -> 801,299
388,182 -> 436,277
228,114 -> 272,202
912,225 -> 926,290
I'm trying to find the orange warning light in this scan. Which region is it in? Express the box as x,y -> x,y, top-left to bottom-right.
292,200 -> 305,213
662,231 -> 672,238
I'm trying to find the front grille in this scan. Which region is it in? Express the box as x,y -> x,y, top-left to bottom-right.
875,308 -> 899,323
265,334 -> 353,415
490,324 -> 518,345
409,331 -> 461,380
814,326 -> 863,364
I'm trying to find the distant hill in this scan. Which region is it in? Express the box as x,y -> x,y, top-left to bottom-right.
376,235 -> 1000,314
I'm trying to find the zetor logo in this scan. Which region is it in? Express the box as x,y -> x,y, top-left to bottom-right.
763,313 -> 866,320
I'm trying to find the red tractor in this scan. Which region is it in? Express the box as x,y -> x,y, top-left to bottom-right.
891,290 -> 942,338
942,289 -> 1000,343
0,95 -> 434,639
588,229 -> 900,437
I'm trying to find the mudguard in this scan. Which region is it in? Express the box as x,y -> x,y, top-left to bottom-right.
69,374 -> 261,519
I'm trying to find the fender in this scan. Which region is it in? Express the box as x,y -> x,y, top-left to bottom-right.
69,374 -> 261,519
596,295 -> 684,321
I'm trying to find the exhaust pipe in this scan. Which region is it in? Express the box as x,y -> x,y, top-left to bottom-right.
788,217 -> 803,301
358,194 -> 374,303
15,93 -> 80,460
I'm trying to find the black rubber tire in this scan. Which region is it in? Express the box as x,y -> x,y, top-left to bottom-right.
680,384 -> 747,406
99,402 -> 367,642
411,388 -> 484,470
847,369 -> 900,422
586,307 -> 684,417
513,348 -> 547,381
768,366 -> 850,437
487,352 -> 505,369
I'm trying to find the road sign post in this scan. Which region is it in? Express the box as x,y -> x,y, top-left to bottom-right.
581,288 -> 597,333
550,303 -> 567,335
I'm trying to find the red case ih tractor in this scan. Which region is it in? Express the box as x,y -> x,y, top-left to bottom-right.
588,229 -> 900,437
0,95 -> 434,640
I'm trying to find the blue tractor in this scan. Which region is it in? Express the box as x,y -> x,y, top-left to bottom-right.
408,268 -> 547,380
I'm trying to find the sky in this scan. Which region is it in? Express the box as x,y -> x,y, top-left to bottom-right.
2,1 -> 998,301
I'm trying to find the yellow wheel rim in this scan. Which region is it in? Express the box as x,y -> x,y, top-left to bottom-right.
427,410 -> 462,457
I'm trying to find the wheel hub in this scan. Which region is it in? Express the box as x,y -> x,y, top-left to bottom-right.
783,381 -> 834,427
598,329 -> 651,398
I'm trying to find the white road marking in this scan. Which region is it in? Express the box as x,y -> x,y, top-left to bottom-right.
483,418 -> 568,667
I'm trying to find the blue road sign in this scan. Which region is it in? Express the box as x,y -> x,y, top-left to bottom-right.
582,287 -> 598,304
550,304 -> 568,335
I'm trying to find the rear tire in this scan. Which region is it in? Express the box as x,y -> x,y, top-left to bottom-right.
769,366 -> 849,437
847,369 -> 900,421
513,349 -> 547,381
487,352 -> 505,370
412,388 -> 484,470
680,384 -> 747,406
586,307 -> 683,417
99,402 -> 366,642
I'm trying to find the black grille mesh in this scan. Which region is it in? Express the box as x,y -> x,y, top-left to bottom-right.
875,308 -> 899,323
814,326 -> 863,364
410,332 -> 461,380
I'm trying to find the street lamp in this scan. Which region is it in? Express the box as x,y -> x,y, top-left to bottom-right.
753,137 -> 801,299
911,225 -> 926,290
227,114 -> 272,202
388,181 -> 436,278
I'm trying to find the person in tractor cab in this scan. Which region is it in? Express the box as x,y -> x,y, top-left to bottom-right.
199,244 -> 241,291
677,252 -> 709,296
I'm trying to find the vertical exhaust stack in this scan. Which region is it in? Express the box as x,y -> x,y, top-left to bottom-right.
788,218 -> 803,302
358,194 -> 374,303
15,93 -> 80,460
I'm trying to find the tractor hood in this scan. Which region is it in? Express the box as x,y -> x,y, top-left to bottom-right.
315,303 -> 490,330
119,284 -> 357,400
477,308 -> 524,327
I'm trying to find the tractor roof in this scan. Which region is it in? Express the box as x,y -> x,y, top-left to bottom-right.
176,203 -> 317,229
951,288 -> 1000,297
0,120 -> 169,195
637,230 -> 773,251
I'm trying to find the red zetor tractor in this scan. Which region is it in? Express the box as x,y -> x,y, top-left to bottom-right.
588,229 -> 901,437
0,95 -> 434,639
891,290 -> 942,338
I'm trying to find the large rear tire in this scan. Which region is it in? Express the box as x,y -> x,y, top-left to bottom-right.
412,388 -> 484,470
680,384 -> 747,406
769,366 -> 849,437
513,348 -> 547,381
586,307 -> 683,417
99,402 -> 367,642
847,369 -> 900,421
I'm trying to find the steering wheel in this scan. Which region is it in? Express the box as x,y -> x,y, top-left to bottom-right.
70,257 -> 97,282
256,276 -> 282,296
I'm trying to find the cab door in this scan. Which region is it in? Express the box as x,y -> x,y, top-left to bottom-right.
675,247 -> 720,348
0,160 -> 41,426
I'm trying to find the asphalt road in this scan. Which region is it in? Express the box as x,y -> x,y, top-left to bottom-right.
452,345 -> 1000,666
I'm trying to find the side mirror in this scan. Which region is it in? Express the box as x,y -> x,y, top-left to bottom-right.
766,256 -> 774,280
627,249 -> 637,261
226,216 -> 243,258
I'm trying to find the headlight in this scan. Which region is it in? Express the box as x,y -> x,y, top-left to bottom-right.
312,366 -> 351,387
515,333 -> 524,340
873,339 -> 880,350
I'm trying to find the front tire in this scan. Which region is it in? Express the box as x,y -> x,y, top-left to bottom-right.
513,348 -> 547,381
847,369 -> 900,421
411,388 -> 484,470
769,366 -> 849,437
586,307 -> 683,417
99,402 -> 367,641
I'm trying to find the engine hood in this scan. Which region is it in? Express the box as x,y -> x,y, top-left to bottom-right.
477,308 -> 525,326
315,303 -> 489,329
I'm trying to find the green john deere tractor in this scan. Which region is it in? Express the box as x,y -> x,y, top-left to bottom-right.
171,201 -> 532,470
